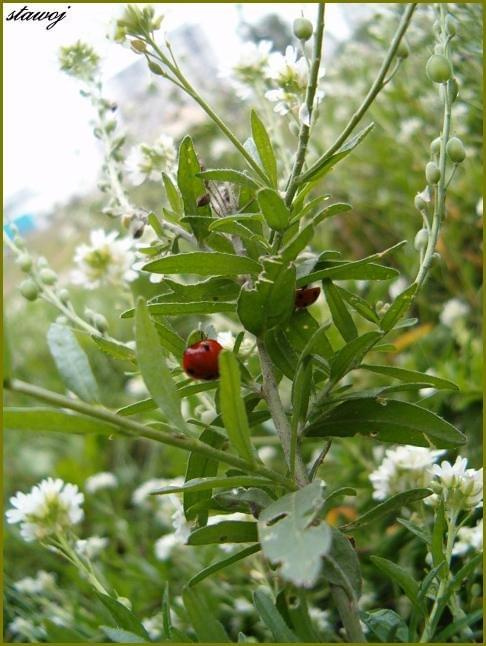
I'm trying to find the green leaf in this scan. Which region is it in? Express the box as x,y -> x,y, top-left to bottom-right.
197,168 -> 260,189
154,320 -> 186,359
188,520 -> 258,545
3,315 -> 12,383
300,322 -> 334,364
444,552 -> 482,596
5,407 -> 117,436
177,136 -> 211,239
91,336 -> 136,363
162,172 -> 183,215
298,122 -> 375,184
208,213 -> 264,231
182,588 -> 230,643
99,626 -> 146,643
257,188 -> 290,231
123,301 -> 236,317
360,364 -> 458,390
322,280 -> 358,341
43,620 -> 85,642
143,252 -> 260,276
251,110 -> 278,187
219,349 -> 255,464
337,286 -> 380,324
431,500 -> 446,572
184,427 -> 226,524
321,527 -> 362,599
264,329 -> 298,380
291,356 -> 313,428
159,276 -> 241,302
380,283 -> 418,331
360,609 -> 409,643
153,476 -> 274,496
96,593 -> 149,640
117,382 -> 219,417
283,309 -> 321,355
135,298 -> 187,435
188,544 -> 260,587
253,588 -> 298,642
343,489 -> 432,531
434,609 -> 483,643
312,202 -> 353,224
330,331 -> 383,384
281,221 -> 315,262
258,481 -> 331,587
396,517 -> 430,544
298,261 -> 398,284
370,556 -> 420,610
47,323 -> 99,403
305,398 -> 466,448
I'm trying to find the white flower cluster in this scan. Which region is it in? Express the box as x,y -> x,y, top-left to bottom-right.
85,471 -> 118,494
369,446 -> 445,501
6,478 -> 84,542
440,298 -> 469,328
71,229 -> 137,289
14,570 -> 56,595
224,40 -> 273,99
74,535 -> 108,559
126,134 -> 177,186
452,518 -> 483,556
429,456 -> 483,511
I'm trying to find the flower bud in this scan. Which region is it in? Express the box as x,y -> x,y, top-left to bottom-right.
375,300 -> 384,311
58,288 -> 70,304
20,279 -> 39,301
39,268 -> 58,285
446,137 -> 466,163
94,313 -> 108,333
414,194 -> 427,211
84,308 -> 96,324
396,39 -> 409,59
13,234 -> 24,248
37,257 -> 49,268
130,39 -> 147,53
445,15 -> 457,37
430,137 -> 442,155
16,253 -> 32,272
414,228 -> 429,250
425,161 -> 441,184
448,77 -> 459,102
293,17 -> 313,41
426,54 -> 452,84
148,61 -> 164,76
56,315 -> 68,325
378,303 -> 390,316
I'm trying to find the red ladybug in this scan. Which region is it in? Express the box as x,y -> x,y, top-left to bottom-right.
182,339 -> 223,380
295,286 -> 320,309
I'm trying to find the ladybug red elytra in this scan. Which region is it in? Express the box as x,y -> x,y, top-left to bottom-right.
182,339 -> 223,380
295,286 -> 320,309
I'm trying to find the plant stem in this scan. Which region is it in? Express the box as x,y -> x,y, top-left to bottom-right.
298,3 -> 417,186
331,585 -> 366,643
6,379 -> 291,489
284,3 -> 326,206
256,340 -> 309,488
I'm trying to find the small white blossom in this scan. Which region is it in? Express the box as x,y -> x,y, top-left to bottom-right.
369,446 -> 445,501
429,456 -> 483,511
419,369 -> 438,398
71,229 -> 137,289
222,40 -> 273,99
234,597 -> 254,614
74,535 -> 108,559
85,472 -> 118,494
8,617 -> 41,640
126,134 -> 177,186
154,533 -> 180,560
266,46 -> 308,90
452,519 -> 483,556
389,276 -> 408,301
257,446 -> 278,463
14,570 -> 56,595
309,607 -> 331,632
6,478 -> 84,542
142,613 -> 164,640
125,375 -> 148,397
476,197 -> 483,217
439,298 -> 469,327
216,330 -> 254,356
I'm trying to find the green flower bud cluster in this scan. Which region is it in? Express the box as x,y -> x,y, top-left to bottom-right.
114,5 -> 163,42
425,161 -> 440,185
59,41 -> 100,81
85,309 -> 109,334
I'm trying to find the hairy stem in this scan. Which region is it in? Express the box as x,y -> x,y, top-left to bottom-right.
298,3 -> 417,185
331,585 -> 366,643
6,379 -> 292,489
285,3 -> 326,206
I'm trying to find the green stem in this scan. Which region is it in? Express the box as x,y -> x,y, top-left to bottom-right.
256,340 -> 309,488
6,379 -> 291,489
331,585 -> 366,643
298,3 -> 417,186
284,3 -> 326,206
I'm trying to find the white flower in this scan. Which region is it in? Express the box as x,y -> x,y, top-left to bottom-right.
299,103 -> 311,126
257,446 -> 277,463
419,369 -> 438,398
125,375 -> 148,397
126,134 -> 176,186
476,197 -> 483,217
309,607 -> 331,632
132,477 -> 189,528
71,229 -> 137,289
389,276 -> 408,301
439,298 -> 469,327
266,46 -> 308,91
142,614 -> 164,640
8,617 -> 41,639
265,88 -> 291,115
74,535 -> 108,559
452,519 -> 483,556
216,330 -> 254,356
429,456 -> 483,511
85,472 -> 117,494
234,597 -> 254,614
223,40 -> 273,99
397,117 -> 422,144
154,533 -> 180,560
369,446 -> 445,501
6,478 -> 84,542
14,570 -> 56,594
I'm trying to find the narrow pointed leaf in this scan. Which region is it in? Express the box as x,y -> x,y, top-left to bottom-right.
370,556 -> 421,611
360,364 -> 458,390
182,588 -> 230,643
257,188 -> 290,231
381,283 -> 418,331
251,110 -> 278,187
142,252 -> 260,276
188,520 -> 258,545
253,588 -> 299,642
153,476 -> 274,495
322,280 -> 358,341
197,168 -> 260,189
5,407 -> 118,436
91,336 -> 136,363
330,331 -> 383,384
188,544 -> 260,587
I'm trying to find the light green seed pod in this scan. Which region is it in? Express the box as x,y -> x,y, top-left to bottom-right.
39,268 -> 58,285
293,17 -> 313,41
426,54 -> 452,84
37,256 -> 49,268
94,313 -> 108,333
425,161 -> 441,184
20,278 -> 39,301
414,228 -> 429,250
445,15 -> 457,37
430,137 -> 442,155
414,194 -> 427,211
58,288 -> 70,304
17,253 -> 32,272
130,39 -> 147,53
446,137 -> 466,163
396,39 -> 409,59
448,77 -> 459,102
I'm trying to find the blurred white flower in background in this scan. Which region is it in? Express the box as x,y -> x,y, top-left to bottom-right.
428,456 -> 483,511
154,533 -> 180,561
71,229 -> 137,289
266,46 -> 308,90
6,478 -> 84,542
74,535 -> 109,559
8,617 -> 42,641
222,40 -> 273,99
14,570 -> 56,595
142,613 -> 165,640
369,446 -> 445,501
452,518 -> 483,556
85,471 -> 118,494
419,369 -> 438,399
125,134 -> 177,185
216,330 -> 254,356
439,298 -> 469,327
389,276 -> 408,301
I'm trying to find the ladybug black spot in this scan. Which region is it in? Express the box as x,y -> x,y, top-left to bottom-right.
203,343 -> 210,351
187,368 -> 195,376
